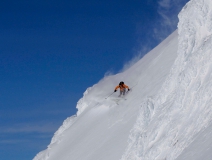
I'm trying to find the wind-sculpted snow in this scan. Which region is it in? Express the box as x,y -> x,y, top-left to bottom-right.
33,115 -> 77,160
121,0 -> 212,159
76,87 -> 93,116
33,87 -> 96,160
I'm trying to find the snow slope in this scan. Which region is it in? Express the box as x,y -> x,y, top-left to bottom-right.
121,0 -> 212,159
34,0 -> 212,159
33,30 -> 178,160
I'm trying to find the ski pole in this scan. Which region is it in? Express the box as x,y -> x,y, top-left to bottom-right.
105,92 -> 115,99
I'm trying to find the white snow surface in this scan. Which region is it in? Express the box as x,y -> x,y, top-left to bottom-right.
34,0 -> 212,159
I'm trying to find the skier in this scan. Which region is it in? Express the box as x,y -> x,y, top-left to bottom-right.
114,81 -> 130,96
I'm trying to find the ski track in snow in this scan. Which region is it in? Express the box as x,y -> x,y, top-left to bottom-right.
121,0 -> 212,159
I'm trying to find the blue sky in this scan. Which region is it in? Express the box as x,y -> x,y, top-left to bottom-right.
0,0 -> 188,159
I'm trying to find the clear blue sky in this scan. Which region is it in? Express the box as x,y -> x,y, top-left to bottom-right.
0,0 -> 188,159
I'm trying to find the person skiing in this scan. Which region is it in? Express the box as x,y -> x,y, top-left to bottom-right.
114,81 -> 130,96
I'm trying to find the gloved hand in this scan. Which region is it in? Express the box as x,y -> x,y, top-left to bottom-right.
114,90 -> 117,92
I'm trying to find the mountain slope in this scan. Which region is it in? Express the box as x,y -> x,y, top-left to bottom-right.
33,30 -> 178,160
122,0 -> 212,159
34,0 -> 212,159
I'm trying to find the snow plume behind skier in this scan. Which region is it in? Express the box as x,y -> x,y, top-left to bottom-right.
114,81 -> 130,97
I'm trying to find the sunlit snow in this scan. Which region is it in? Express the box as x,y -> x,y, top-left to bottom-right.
34,0 -> 212,159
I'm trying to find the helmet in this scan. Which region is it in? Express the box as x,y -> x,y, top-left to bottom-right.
119,81 -> 124,85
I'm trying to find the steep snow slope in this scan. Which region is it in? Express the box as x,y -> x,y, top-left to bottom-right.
34,0 -> 212,159
176,122 -> 212,160
33,30 -> 178,160
175,0 -> 212,159
121,0 -> 212,159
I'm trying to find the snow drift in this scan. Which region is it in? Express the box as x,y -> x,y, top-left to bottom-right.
34,0 -> 212,159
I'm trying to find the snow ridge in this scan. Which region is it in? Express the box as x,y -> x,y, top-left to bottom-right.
76,87 -> 93,116
121,0 -> 212,159
33,86 -> 95,160
33,115 -> 77,160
